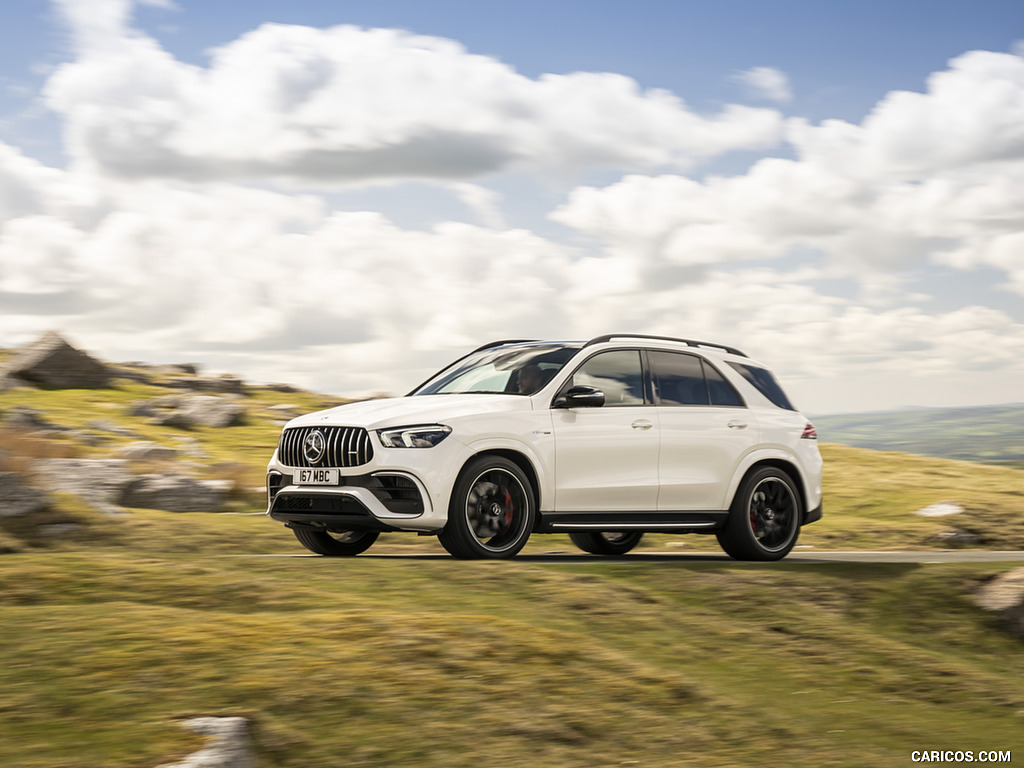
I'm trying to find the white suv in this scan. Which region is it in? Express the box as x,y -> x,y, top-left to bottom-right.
266,335 -> 823,560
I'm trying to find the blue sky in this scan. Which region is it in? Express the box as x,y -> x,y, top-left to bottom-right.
1,0 -> 1023,413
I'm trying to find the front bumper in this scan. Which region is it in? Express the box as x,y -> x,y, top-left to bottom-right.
266,469 -> 446,532
803,502 -> 823,526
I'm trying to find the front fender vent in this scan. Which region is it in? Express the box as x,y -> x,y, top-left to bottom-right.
278,426 -> 374,468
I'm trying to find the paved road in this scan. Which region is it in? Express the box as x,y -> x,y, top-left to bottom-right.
236,550 -> 1024,563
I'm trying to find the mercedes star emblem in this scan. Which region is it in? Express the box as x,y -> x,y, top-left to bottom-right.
302,429 -> 327,465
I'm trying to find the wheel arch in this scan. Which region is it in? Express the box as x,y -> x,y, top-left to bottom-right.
733,457 -> 807,519
466,448 -> 541,518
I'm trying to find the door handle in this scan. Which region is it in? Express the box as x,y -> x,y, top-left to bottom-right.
631,420 -> 654,431
727,420 -> 748,429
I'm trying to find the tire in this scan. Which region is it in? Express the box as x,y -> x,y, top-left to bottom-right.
569,530 -> 644,556
717,467 -> 801,561
293,527 -> 379,556
438,456 -> 535,559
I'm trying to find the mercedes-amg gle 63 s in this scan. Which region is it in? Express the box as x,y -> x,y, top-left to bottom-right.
266,334 -> 823,560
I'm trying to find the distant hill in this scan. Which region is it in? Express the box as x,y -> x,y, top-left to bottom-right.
812,403 -> 1024,468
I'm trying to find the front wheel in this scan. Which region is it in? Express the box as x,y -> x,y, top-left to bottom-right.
439,456 -> 535,559
293,528 -> 379,556
569,531 -> 644,556
717,467 -> 801,561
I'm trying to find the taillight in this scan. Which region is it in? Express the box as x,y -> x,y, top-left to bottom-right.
801,422 -> 817,440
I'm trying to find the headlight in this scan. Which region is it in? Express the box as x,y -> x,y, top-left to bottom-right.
377,425 -> 452,448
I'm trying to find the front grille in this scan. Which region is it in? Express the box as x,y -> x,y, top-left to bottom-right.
278,426 -> 374,468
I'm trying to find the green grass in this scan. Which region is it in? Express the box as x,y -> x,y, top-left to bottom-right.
1,511 -> 1023,767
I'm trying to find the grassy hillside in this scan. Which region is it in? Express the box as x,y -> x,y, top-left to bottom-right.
1,511 -> 1023,767
2,360 -> 1024,766
2,360 -> 1024,765
813,403 -> 1024,468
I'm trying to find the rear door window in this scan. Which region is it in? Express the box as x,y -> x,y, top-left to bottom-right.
649,351 -> 707,405
649,351 -> 745,407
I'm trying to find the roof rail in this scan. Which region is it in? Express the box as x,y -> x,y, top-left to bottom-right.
584,334 -> 747,357
470,339 -> 540,353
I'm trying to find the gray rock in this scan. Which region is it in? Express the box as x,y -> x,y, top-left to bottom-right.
87,419 -> 145,439
157,717 -> 254,768
914,502 -> 965,517
3,406 -> 68,433
176,396 -> 247,429
121,474 -> 230,512
124,362 -> 199,376
928,529 -> 982,546
0,472 -> 52,517
258,382 -> 302,394
131,395 -> 246,429
3,331 -> 111,389
164,375 -> 245,395
33,458 -> 230,513
974,567 -> 1024,641
113,441 -> 179,462
171,437 -> 209,459
34,458 -> 135,515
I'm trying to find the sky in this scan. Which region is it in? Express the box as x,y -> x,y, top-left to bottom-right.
1,0 -> 1023,415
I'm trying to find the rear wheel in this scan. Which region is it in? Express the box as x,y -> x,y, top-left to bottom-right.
717,467 -> 801,561
569,530 -> 644,556
293,528 -> 379,556
439,456 -> 535,559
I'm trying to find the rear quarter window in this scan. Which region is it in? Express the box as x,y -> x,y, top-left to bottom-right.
727,363 -> 796,411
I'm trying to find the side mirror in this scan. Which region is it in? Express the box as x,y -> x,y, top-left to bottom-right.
555,385 -> 606,408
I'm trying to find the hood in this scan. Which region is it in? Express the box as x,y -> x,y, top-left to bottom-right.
285,394 -> 533,430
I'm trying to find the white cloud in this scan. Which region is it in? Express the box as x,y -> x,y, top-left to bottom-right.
789,50 -> 1024,179
3,7 -> 1024,413
553,50 -> 1024,298
42,11 -> 784,183
734,66 -> 793,103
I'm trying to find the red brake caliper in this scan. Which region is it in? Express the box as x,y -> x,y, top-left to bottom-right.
502,487 -> 514,529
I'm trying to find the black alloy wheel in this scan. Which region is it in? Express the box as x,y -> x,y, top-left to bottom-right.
439,456 -> 535,559
717,467 -> 801,561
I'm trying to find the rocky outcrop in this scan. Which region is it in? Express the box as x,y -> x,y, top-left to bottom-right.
974,567 -> 1024,641
120,474 -> 230,513
0,472 -> 52,517
2,406 -> 70,433
87,419 -> 145,439
33,458 -> 228,514
2,331 -> 111,389
113,441 -> 179,462
131,395 -> 247,429
163,374 -> 246,395
157,717 -> 254,768
34,459 -> 136,515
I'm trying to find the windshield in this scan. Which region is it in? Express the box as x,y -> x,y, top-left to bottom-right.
412,343 -> 581,396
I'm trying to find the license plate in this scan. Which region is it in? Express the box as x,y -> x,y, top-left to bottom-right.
296,468 -> 339,485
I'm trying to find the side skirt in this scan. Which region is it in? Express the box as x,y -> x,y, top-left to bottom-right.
536,511 -> 727,534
